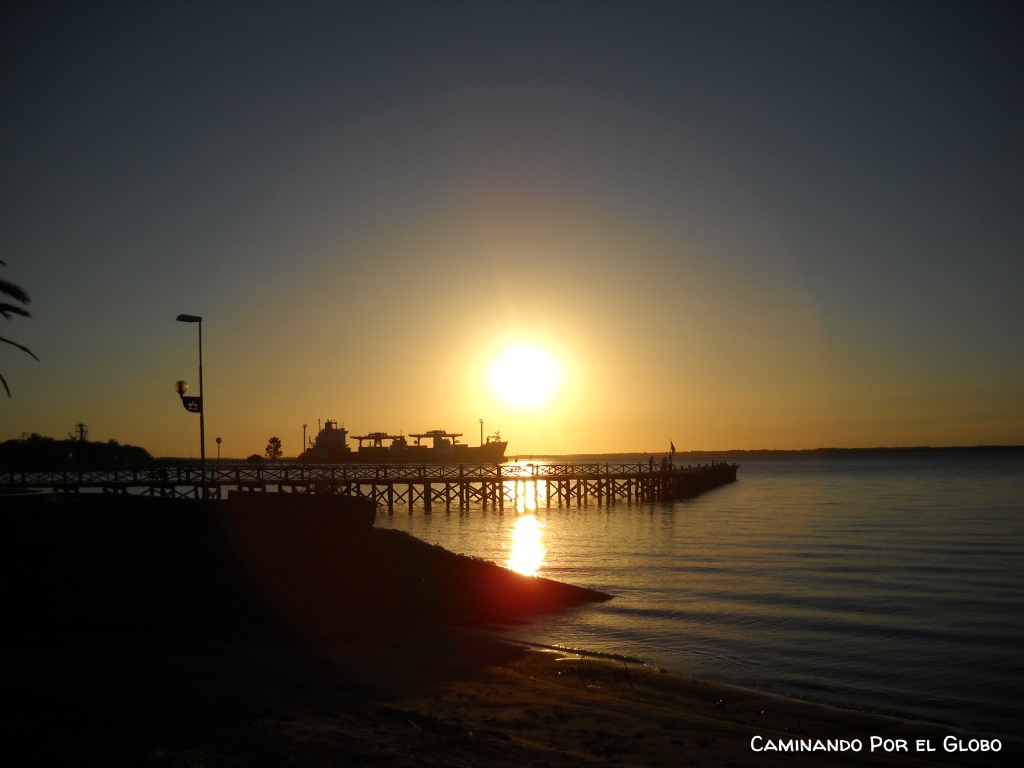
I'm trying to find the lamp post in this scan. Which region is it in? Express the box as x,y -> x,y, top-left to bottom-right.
175,313 -> 205,497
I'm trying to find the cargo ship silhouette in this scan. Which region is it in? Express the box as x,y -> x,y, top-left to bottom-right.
300,420 -> 507,464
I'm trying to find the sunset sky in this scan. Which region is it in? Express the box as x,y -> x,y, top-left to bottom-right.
2,0 -> 1022,457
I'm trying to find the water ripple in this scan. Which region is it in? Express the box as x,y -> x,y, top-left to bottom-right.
380,450 -> 1024,737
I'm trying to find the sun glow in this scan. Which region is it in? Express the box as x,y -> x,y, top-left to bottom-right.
488,343 -> 563,409
506,514 -> 546,576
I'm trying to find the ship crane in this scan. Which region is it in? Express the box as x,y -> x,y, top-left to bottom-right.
409,429 -> 463,446
351,431 -> 405,448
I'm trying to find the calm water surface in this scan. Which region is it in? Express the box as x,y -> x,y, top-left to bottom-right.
375,450 -> 1024,737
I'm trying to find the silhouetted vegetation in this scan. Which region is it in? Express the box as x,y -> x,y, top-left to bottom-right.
305,477 -> 345,495
0,260 -> 38,396
265,436 -> 282,460
0,433 -> 153,471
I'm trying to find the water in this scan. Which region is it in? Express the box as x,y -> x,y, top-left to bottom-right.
374,449 -> 1024,738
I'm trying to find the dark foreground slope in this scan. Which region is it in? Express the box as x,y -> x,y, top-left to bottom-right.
5,492 -> 608,642
4,493 -> 612,764
5,494 -> 1012,767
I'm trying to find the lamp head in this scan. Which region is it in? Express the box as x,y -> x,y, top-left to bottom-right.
176,314 -> 202,323
174,380 -> 189,396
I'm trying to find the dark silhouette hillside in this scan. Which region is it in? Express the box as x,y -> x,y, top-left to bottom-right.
7,493 -> 609,644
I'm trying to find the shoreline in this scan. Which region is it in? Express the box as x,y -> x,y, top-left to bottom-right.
498,628 -> 1018,745
500,635 -> 1017,743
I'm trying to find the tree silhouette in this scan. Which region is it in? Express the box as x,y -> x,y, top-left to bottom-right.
265,436 -> 283,460
1,260 -> 38,396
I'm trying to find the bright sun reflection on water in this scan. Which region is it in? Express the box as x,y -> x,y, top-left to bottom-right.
506,514 -> 546,576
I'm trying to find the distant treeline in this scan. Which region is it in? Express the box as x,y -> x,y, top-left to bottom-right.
0,434 -> 153,471
683,445 -> 1024,457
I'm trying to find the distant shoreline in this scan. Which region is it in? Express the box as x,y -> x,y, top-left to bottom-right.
525,445 -> 1024,461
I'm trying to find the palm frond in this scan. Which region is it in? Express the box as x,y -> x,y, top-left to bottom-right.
1,263 -> 37,396
1,335 -> 39,361
0,278 -> 31,305
0,303 -> 32,320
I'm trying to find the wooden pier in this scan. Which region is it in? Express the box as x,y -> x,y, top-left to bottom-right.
1,461 -> 738,511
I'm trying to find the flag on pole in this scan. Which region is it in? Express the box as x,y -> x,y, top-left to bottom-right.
670,440 -> 676,453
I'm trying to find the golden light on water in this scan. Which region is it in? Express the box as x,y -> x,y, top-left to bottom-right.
506,514 -> 546,577
507,463 -> 543,513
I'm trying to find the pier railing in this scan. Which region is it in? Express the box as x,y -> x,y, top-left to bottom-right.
1,460 -> 738,509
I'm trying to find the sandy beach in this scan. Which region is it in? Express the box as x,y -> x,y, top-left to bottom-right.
12,625 -> 1014,767
8,494 -> 1017,766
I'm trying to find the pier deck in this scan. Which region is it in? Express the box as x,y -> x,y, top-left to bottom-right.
2,461 -> 738,511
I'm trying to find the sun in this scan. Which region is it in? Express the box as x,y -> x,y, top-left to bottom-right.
488,343 -> 563,409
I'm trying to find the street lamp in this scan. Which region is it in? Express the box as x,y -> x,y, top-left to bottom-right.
175,313 -> 205,497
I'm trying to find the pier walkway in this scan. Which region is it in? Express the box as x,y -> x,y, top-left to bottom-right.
1,461 -> 738,512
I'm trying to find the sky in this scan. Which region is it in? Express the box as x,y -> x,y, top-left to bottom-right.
2,0 -> 1022,458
